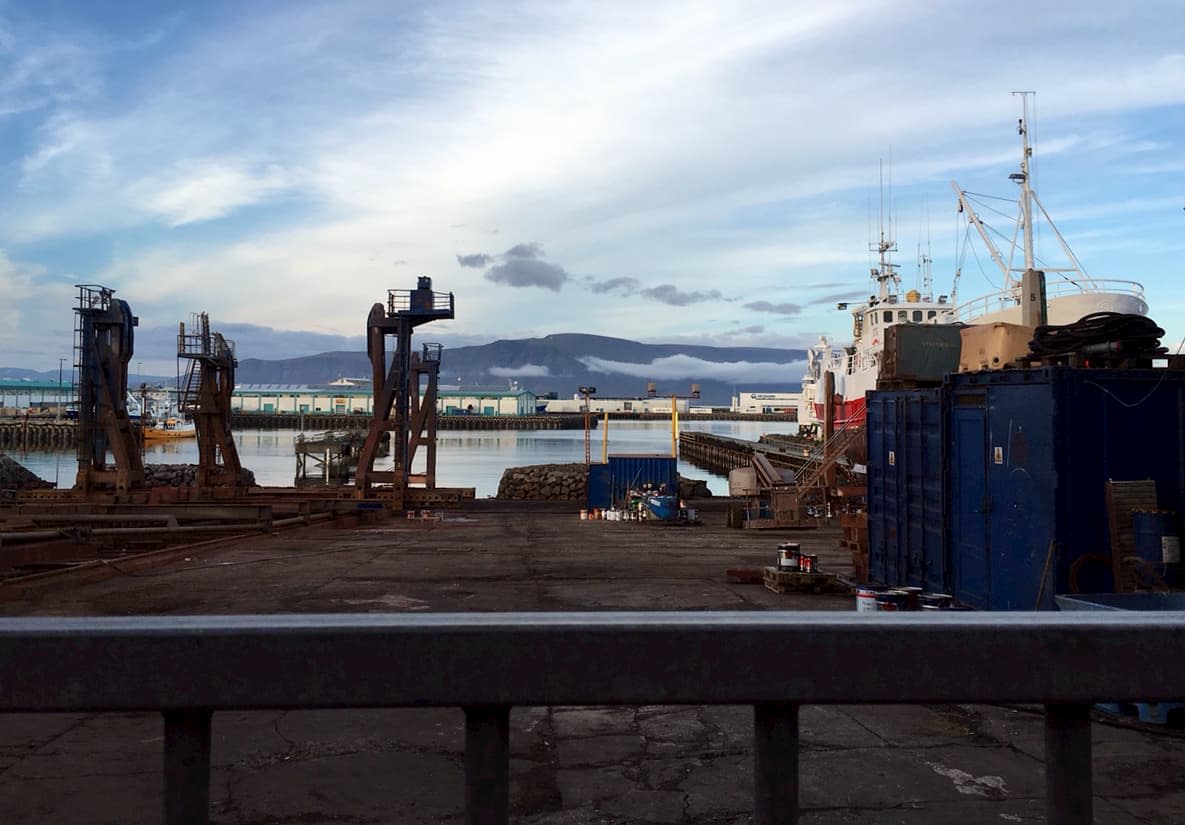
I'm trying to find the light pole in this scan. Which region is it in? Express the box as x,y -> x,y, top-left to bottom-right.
579,386 -> 596,465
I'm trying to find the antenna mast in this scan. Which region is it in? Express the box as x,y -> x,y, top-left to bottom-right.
871,159 -> 899,299
1011,91 -> 1037,271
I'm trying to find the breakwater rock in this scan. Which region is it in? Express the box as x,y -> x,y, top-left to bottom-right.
497,463 -> 587,501
0,454 -> 53,490
678,476 -> 713,499
144,464 -> 258,488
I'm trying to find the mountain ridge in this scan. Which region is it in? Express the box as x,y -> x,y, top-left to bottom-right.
2,334 -> 806,405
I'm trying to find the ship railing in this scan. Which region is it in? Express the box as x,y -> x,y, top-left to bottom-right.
956,278 -> 1146,323
4,611 -> 1170,825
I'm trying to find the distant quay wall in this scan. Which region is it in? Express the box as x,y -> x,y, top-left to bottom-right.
0,421 -> 77,450
229,412 -> 795,430
230,413 -> 593,430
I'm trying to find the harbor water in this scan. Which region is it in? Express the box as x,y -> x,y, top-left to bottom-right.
10,419 -> 798,499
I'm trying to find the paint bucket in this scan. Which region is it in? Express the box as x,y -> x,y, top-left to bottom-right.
777,543 -> 801,571
802,554 -> 819,574
856,584 -> 887,612
579,509 -> 588,520
876,590 -> 910,611
900,586 -> 923,611
1133,510 -> 1180,564
919,593 -> 953,609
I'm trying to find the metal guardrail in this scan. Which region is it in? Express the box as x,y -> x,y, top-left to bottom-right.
955,278 -> 1146,323
3,611 -> 1184,825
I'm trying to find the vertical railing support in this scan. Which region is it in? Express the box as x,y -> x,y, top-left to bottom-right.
465,705 -> 510,825
1044,703 -> 1092,825
754,702 -> 799,825
163,709 -> 212,825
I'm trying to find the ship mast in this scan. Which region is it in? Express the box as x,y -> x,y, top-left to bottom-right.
871,160 -> 899,300
1012,90 -> 1036,271
951,91 -> 1095,291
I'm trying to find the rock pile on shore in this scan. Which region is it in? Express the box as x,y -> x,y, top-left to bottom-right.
0,454 -> 53,490
144,464 -> 257,487
497,463 -> 587,501
678,476 -> 713,499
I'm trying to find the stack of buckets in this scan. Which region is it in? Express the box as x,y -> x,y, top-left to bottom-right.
776,542 -> 820,574
855,585 -> 959,612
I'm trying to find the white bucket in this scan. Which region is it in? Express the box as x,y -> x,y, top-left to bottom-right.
855,585 -> 885,612
579,509 -> 588,520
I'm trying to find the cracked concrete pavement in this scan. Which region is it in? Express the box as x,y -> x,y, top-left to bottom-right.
2,499 -> 1183,824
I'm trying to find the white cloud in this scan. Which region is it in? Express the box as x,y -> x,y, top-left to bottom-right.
490,364 -> 552,377
0,249 -> 77,362
128,162 -> 294,227
580,354 -> 806,383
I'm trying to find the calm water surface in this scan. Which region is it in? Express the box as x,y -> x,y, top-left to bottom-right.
12,420 -> 797,498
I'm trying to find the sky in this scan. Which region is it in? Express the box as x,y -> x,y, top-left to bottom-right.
1,0 -> 1182,376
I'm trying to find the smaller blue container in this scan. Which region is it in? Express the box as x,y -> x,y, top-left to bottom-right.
1132,510 -> 1180,564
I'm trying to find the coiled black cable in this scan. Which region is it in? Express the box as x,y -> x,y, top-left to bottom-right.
1028,312 -> 1165,358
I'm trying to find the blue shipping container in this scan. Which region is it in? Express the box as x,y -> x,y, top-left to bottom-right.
948,367 -> 1185,610
866,388 -> 948,592
587,454 -> 679,510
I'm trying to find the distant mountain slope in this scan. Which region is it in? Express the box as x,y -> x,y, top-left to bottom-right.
235,333 -> 805,404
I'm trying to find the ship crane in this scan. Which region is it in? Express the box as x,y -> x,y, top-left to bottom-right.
951,92 -> 1096,291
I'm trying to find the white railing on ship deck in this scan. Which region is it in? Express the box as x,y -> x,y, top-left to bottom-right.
956,278 -> 1146,323
5,612 -> 1181,825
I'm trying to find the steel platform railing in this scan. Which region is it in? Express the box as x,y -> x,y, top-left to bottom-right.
3,611 -> 1184,825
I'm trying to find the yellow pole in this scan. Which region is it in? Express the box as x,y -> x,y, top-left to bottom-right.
671,395 -> 678,457
583,391 -> 591,465
602,410 -> 609,463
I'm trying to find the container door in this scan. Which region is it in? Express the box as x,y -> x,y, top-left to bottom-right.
866,393 -> 889,584
904,395 -> 925,587
905,391 -> 946,591
920,392 -> 947,593
986,383 -> 1057,610
951,397 -> 990,608
878,396 -> 904,585
587,463 -> 611,510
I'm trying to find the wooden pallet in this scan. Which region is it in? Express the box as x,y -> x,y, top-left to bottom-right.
1105,479 -> 1159,592
762,566 -> 842,594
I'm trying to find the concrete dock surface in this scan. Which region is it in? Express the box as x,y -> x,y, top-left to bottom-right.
2,500 -> 1183,824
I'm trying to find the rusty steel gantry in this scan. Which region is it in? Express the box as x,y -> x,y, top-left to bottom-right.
354,277 -> 453,503
73,285 -> 145,495
178,313 -> 245,491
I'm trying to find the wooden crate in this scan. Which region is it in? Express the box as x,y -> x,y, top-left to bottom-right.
1105,479 -> 1158,592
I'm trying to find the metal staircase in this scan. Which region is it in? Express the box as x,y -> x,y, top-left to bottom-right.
793,418 -> 864,493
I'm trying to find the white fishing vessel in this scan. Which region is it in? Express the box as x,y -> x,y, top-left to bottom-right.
801,94 -> 1148,428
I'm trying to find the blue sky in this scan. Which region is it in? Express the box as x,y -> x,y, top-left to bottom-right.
1,0 -> 1182,374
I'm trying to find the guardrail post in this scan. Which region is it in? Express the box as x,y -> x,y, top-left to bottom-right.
1044,703 -> 1092,825
163,709 -> 212,825
464,705 -> 510,825
754,702 -> 798,825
